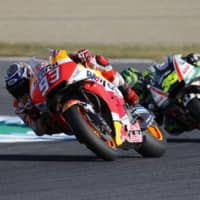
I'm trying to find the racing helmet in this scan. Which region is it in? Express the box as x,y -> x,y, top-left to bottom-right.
5,62 -> 33,98
184,53 -> 200,67
121,67 -> 140,88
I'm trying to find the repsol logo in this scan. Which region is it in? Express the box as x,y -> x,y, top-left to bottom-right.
86,70 -> 116,91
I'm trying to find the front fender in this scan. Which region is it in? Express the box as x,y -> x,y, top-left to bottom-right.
62,99 -> 93,113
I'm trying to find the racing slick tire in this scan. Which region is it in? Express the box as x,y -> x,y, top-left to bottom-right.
135,124 -> 167,157
63,105 -> 118,161
187,98 -> 200,120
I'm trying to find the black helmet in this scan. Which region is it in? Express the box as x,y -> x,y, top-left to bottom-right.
184,53 -> 200,66
5,62 -> 33,98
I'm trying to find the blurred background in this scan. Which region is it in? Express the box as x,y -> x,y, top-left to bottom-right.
0,0 -> 200,46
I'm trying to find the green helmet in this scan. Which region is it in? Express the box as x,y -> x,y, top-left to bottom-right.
121,67 -> 139,88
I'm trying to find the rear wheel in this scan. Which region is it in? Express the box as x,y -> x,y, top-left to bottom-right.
63,105 -> 118,161
187,98 -> 200,120
135,123 -> 167,157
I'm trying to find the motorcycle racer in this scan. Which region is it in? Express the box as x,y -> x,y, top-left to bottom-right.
5,49 -> 138,136
4,62 -> 64,136
121,53 -> 200,134
122,53 -> 200,94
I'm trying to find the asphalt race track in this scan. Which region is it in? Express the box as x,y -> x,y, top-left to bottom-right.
0,59 -> 200,200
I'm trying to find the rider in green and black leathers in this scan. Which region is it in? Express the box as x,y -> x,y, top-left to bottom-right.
121,53 -> 200,134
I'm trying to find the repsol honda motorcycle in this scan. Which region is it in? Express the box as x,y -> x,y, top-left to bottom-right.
29,49 -> 166,161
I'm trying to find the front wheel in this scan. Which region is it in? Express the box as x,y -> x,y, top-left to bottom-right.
63,105 -> 118,161
135,123 -> 167,157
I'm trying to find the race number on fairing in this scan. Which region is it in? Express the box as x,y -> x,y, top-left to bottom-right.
39,67 -> 61,96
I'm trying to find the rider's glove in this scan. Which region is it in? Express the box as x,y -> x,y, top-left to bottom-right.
24,98 -> 34,111
77,49 -> 92,64
24,98 -> 40,120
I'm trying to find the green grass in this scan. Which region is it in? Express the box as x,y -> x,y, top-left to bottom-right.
0,42 -> 200,59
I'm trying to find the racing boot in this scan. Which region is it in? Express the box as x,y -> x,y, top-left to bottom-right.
118,82 -> 138,105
